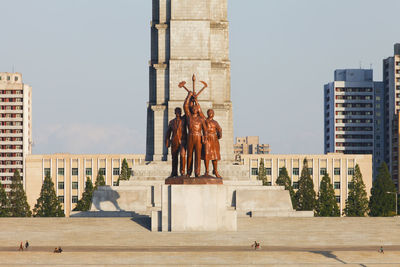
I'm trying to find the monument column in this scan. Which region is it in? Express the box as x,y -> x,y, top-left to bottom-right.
146,0 -> 234,162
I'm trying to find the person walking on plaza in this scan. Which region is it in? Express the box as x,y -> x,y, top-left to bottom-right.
379,246 -> 384,254
18,242 -> 23,251
25,240 -> 29,250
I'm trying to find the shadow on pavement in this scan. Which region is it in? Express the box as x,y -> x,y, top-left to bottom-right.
310,251 -> 347,264
130,215 -> 151,231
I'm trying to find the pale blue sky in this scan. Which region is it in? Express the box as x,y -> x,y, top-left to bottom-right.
0,0 -> 399,154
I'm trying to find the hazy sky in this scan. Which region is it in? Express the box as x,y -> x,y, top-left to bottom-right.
0,0 -> 399,155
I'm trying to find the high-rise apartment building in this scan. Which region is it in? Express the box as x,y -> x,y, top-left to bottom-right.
0,73 -> 32,191
324,69 -> 383,178
234,136 -> 270,155
383,43 -> 400,188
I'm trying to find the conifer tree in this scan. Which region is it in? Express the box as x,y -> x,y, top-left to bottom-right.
276,166 -> 296,208
369,162 -> 396,216
74,177 -> 94,211
295,158 -> 316,211
95,170 -> 106,189
33,173 -> 64,217
117,159 -> 131,185
257,158 -> 267,185
316,173 -> 340,217
344,164 -> 369,216
9,170 -> 31,217
0,181 -> 10,217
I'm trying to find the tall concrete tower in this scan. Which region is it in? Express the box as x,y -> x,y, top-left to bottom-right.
146,0 -> 233,162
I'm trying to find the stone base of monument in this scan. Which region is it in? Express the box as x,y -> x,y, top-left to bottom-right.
151,184 -> 236,232
90,164 -> 314,229
165,176 -> 223,185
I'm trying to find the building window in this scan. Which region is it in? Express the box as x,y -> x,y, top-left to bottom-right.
308,168 -> 313,175
113,181 -> 118,186
293,182 -> 299,189
128,168 -> 133,176
72,182 -> 78,189
348,168 -> 354,175
334,168 -> 340,175
7,76 -> 10,81
335,196 -> 340,203
113,168 -> 120,175
14,77 -> 18,82
293,168 -> 299,175
58,196 -> 64,203
348,182 -> 354,189
99,168 -> 106,175
44,168 -> 50,176
58,168 -> 64,175
265,168 -> 271,175
85,168 -> 92,176
58,182 -> 64,190
320,168 -> 327,175
265,182 -> 271,186
251,168 -> 258,175
72,168 -> 78,175
72,196 -> 78,203
334,182 -> 340,189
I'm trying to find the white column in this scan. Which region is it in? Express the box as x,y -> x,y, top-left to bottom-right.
56,159 -> 58,196
340,158 -> 343,215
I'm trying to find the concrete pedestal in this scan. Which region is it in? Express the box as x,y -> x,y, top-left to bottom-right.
152,185 -> 237,232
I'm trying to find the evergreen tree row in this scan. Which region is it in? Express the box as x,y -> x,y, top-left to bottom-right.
0,160 -> 132,216
257,158 -> 398,216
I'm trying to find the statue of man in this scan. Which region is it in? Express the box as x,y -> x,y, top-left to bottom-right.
183,91 -> 204,177
201,109 -> 222,178
165,107 -> 187,177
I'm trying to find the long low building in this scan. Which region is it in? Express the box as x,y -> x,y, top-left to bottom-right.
239,153 -> 372,215
25,153 -> 372,217
25,154 -> 145,217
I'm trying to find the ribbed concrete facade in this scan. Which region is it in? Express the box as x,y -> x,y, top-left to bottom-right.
146,0 -> 234,162
0,72 -> 32,191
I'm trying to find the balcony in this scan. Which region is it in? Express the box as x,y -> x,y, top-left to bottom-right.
0,133 -> 23,137
0,149 -> 23,153
0,110 -> 23,114
0,141 -> 23,145
0,126 -> 23,130
0,102 -> 23,106
0,157 -> 23,160
0,164 -> 23,168
0,118 -> 23,122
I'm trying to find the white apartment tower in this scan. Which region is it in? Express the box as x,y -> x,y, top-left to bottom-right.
383,43 -> 400,188
324,69 -> 384,178
0,73 -> 32,191
146,0 -> 234,162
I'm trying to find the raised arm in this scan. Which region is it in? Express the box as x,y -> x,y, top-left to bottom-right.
183,91 -> 193,116
193,95 -> 205,119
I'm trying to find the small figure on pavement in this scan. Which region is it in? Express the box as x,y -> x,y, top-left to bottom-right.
379,246 -> 384,254
252,241 -> 261,250
18,242 -> 23,251
25,240 -> 29,250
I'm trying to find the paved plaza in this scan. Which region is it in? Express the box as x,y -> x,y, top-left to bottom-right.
0,217 -> 399,265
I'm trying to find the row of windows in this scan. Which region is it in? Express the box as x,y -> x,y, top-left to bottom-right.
335,95 -> 372,100
336,134 -> 373,139
1,129 -> 23,133
336,142 -> 373,147
251,167 -> 354,176
0,161 -> 22,165
0,137 -> 22,141
335,119 -> 373,124
0,98 -> 23,102
1,122 -> 22,126
335,103 -> 373,108
1,114 -> 22,118
45,167 -> 132,176
336,127 -> 373,131
57,180 -> 119,191
0,106 -> 22,110
335,88 -> 373,92
0,145 -> 22,149
0,90 -> 22,94
0,76 -> 19,82
336,111 -> 373,116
